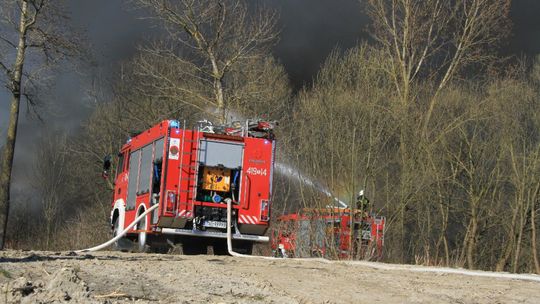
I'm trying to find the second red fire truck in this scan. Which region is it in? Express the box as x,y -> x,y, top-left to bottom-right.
271,207 -> 385,260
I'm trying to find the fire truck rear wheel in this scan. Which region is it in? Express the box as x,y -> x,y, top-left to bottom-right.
233,241 -> 253,255
150,244 -> 170,254
112,217 -> 131,252
212,241 -> 228,255
212,240 -> 253,255
181,239 -> 208,255
137,212 -> 149,253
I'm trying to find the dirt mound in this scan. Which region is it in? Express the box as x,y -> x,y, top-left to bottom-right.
1,267 -> 94,303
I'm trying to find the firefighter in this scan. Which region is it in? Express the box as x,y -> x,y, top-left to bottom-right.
102,155 -> 112,179
356,190 -> 370,211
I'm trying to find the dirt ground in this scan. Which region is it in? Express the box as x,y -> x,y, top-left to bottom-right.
0,250 -> 539,304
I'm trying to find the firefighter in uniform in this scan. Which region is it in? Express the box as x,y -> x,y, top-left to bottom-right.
356,190 -> 371,212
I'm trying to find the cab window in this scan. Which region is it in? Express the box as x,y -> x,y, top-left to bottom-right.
116,153 -> 125,175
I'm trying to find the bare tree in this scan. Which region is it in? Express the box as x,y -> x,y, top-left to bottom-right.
287,45 -> 396,259
364,0 -> 511,135
0,0 -> 80,249
532,176 -> 540,274
530,56 -> 540,274
136,0 -> 279,123
491,74 -> 540,273
31,132 -> 69,249
362,0 -> 512,264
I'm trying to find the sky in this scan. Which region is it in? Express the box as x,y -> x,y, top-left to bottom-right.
1,0 -> 540,203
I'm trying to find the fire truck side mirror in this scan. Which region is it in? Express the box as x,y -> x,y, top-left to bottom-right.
102,155 -> 112,179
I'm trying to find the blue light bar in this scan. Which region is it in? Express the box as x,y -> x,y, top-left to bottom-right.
169,120 -> 180,128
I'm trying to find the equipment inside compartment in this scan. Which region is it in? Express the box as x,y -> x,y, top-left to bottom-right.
202,167 -> 231,191
196,165 -> 241,204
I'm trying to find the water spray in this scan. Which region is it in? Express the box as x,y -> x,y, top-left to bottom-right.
274,162 -> 348,208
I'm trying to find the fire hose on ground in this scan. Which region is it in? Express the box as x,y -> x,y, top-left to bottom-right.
74,201 -> 540,283
75,200 -> 257,258
75,203 -> 159,253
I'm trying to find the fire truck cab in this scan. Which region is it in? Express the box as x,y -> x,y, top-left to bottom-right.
109,119 -> 276,254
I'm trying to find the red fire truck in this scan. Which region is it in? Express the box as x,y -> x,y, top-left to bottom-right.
271,208 -> 385,260
107,119 -> 276,254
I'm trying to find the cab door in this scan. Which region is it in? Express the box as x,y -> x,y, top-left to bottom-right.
113,150 -> 129,204
135,143 -> 154,216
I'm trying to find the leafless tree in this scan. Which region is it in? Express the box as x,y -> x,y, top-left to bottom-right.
362,0 -> 512,263
284,45 -> 397,259
0,0 -> 81,249
136,0 -> 279,123
364,0 -> 511,135
31,132 -> 69,249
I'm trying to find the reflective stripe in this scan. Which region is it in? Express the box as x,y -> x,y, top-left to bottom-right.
238,214 -> 258,224
177,210 -> 192,218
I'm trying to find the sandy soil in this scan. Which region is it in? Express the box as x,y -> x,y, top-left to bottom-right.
0,250 -> 539,303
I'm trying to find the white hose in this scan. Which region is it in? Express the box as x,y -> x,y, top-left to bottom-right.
225,199 -> 540,282
344,261 -> 540,283
226,198 -> 274,259
226,198 -> 249,258
75,204 -> 159,253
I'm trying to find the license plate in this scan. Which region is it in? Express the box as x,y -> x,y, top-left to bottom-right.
203,220 -> 227,229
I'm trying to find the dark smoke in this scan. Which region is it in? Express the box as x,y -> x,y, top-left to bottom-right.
271,0 -> 368,88
507,0 -> 540,56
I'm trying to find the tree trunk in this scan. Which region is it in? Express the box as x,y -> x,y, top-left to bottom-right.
466,205 -> 478,269
210,55 -> 226,124
513,210 -> 525,273
496,201 -> 519,271
531,185 -> 540,274
0,95 -> 21,249
398,120 -> 408,263
0,0 -> 29,250
215,77 -> 226,123
443,236 -> 450,266
435,202 -> 450,266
